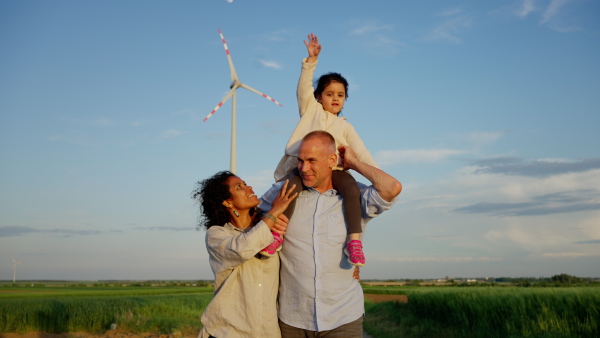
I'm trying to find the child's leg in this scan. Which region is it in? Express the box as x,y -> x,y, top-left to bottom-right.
332,170 -> 365,266
278,168 -> 304,220
331,170 -> 362,236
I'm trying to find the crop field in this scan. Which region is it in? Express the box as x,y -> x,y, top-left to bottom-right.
363,286 -> 600,337
1,284 -> 599,337
0,286 -> 213,336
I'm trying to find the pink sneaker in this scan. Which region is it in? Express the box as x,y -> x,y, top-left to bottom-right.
260,232 -> 283,257
344,240 -> 366,266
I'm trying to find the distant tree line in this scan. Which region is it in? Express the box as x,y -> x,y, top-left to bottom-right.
493,274 -> 595,287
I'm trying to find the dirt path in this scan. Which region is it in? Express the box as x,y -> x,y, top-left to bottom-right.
364,294 -> 408,303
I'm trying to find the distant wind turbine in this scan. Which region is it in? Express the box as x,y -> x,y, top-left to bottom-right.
12,257 -> 21,283
202,29 -> 283,174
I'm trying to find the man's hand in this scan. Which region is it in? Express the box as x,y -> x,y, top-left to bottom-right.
338,145 -> 402,202
338,145 -> 358,171
353,267 -> 360,281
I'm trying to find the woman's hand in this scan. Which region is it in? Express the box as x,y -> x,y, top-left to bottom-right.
353,267 -> 360,281
268,180 -> 298,219
304,33 -> 321,62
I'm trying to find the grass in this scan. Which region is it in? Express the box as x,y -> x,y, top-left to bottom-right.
0,287 -> 214,335
363,286 -> 600,337
2,285 -> 599,337
0,286 -> 213,299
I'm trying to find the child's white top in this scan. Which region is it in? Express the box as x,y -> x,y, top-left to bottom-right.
274,58 -> 379,181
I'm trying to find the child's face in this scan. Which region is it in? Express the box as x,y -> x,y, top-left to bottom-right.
317,82 -> 346,115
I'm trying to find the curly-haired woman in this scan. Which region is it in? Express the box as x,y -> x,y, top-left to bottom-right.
192,171 -> 297,338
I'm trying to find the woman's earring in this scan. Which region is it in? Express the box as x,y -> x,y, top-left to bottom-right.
233,210 -> 240,217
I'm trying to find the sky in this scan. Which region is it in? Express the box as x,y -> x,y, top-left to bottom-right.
1,0 -> 599,281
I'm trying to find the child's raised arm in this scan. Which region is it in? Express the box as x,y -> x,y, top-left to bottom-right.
304,33 -> 321,64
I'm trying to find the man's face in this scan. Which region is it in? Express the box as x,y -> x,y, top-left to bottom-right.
297,137 -> 336,192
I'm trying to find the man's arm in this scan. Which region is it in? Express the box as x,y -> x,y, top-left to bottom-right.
338,146 -> 402,202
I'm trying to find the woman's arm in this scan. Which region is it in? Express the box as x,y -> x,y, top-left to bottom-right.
207,181 -> 297,269
206,222 -> 273,269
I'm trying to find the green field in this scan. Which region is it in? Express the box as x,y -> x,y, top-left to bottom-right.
0,286 -> 213,336
1,284 -> 599,337
363,286 -> 600,338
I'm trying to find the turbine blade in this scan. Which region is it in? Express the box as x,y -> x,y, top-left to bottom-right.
240,83 -> 283,107
218,29 -> 238,82
203,89 -> 236,122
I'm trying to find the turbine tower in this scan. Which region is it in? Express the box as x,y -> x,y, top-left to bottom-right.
12,257 -> 21,283
203,29 -> 283,174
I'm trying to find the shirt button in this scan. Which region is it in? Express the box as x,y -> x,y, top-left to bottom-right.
259,284 -> 262,286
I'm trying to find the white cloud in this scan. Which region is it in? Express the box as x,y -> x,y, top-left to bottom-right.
438,7 -> 463,17
347,21 -> 404,55
159,129 -> 185,139
91,118 -> 113,126
351,24 -> 394,36
257,59 -> 282,70
541,0 -> 571,23
406,161 -> 600,263
375,148 -> 468,165
380,256 -> 502,263
540,0 -> 581,32
264,29 -> 289,42
516,0 -> 536,18
541,252 -> 600,258
426,10 -> 472,44
467,131 -> 510,148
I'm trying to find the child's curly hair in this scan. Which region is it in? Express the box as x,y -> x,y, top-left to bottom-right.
191,171 -> 236,230
314,72 -> 349,100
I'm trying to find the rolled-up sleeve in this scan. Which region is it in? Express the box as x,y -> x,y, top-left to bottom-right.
206,221 -> 273,271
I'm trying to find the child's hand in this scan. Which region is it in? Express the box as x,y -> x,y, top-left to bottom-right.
304,33 -> 321,61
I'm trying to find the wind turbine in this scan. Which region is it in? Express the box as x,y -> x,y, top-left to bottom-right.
202,29 -> 283,174
12,257 -> 21,283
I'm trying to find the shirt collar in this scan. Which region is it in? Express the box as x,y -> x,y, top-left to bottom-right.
305,187 -> 338,197
225,222 -> 246,232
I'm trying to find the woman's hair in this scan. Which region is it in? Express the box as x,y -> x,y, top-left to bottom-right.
313,72 -> 349,100
191,170 -> 235,230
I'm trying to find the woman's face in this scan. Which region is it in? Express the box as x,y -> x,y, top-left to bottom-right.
222,176 -> 259,211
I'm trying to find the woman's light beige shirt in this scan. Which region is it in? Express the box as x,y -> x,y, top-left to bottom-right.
199,221 -> 281,338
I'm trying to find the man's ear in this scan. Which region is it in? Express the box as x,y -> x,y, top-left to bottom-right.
329,153 -> 337,169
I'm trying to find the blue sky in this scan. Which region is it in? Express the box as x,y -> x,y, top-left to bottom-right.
1,0 -> 599,281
